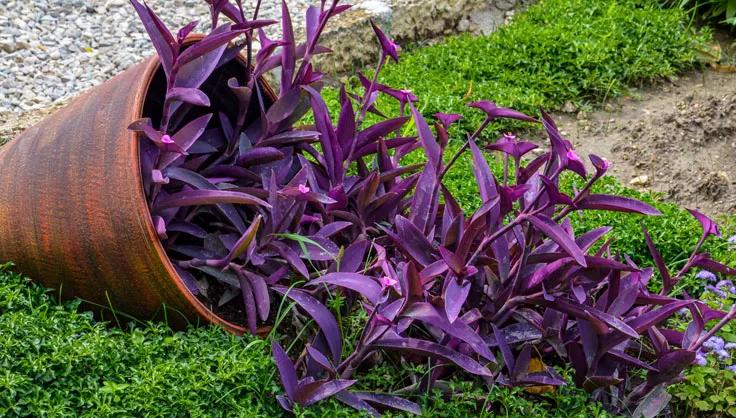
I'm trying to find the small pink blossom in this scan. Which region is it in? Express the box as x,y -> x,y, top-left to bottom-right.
298,184 -> 311,194
502,132 -> 517,142
379,275 -> 397,289
161,134 -> 175,144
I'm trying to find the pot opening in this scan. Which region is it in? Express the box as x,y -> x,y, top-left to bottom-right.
140,53 -> 276,328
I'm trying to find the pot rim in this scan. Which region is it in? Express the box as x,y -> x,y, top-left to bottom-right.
133,38 -> 274,335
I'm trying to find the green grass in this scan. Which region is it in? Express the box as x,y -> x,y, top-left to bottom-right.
323,0 -> 708,135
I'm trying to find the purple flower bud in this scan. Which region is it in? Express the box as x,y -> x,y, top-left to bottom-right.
725,343 -> 736,351
695,352 -> 708,366
728,235 -> 736,244
728,364 -> 736,373
716,279 -> 734,290
706,285 -> 727,298
298,184 -> 310,194
717,349 -> 731,361
161,134 -> 175,144
379,275 -> 397,289
696,270 -> 717,282
588,154 -> 611,178
704,336 -> 726,351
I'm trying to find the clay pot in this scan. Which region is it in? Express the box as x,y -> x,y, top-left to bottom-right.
0,41 -> 274,334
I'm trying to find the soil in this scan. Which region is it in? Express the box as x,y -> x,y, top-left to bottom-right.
552,68 -> 736,217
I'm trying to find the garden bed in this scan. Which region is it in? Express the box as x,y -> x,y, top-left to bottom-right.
2,0 -> 736,416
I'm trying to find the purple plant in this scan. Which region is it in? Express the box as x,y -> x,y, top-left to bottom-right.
127,1 -> 736,415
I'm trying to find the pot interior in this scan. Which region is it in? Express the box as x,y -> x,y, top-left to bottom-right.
139,53 -> 276,329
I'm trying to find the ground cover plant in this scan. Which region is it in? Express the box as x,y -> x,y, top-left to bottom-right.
321,0 -> 709,136
120,0 -> 736,416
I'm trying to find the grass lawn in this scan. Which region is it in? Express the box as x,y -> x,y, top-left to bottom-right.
1,0 -> 732,416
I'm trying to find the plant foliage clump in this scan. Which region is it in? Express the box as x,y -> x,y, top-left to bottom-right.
127,0 -> 736,415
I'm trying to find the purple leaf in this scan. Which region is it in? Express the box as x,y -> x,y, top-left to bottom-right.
237,146 -> 284,166
176,24 -> 245,67
335,392 -> 380,417
355,392 -> 422,415
130,0 -> 175,78
355,117 -> 410,150
238,271 -> 258,334
468,101 -> 537,123
273,286 -> 342,363
272,342 -> 298,401
631,384 -> 672,418
373,338 -> 492,376
409,102 -> 441,170
394,215 -> 438,267
642,225 -> 672,292
153,189 -> 270,211
159,114 -> 213,168
688,208 -> 721,238
370,20 -> 400,62
296,379 -> 357,406
435,113 -> 462,129
166,87 -> 211,107
206,215 -> 261,267
402,302 -> 495,360
575,195 -> 661,216
468,139 -> 499,206
308,273 -> 382,305
280,0 -> 295,92
306,344 -> 335,372
492,324 -> 515,372
647,350 -> 696,387
526,214 -> 587,267
444,278 -> 470,323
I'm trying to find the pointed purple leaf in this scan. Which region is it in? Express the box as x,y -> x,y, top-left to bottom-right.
273,286 -> 342,363
373,338 -> 492,376
308,273 -> 382,305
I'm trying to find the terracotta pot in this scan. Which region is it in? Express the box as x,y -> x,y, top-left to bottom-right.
0,41 -> 275,334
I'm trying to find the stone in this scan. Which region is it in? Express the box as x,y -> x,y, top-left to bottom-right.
629,175 -> 650,187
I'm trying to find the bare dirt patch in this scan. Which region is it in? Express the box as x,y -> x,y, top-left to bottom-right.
553,69 -> 736,217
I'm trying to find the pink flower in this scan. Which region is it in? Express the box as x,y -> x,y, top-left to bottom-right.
298,184 -> 311,194
161,134 -> 175,144
379,275 -> 397,289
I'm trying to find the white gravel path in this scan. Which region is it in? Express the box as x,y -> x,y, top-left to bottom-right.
0,0 -> 323,113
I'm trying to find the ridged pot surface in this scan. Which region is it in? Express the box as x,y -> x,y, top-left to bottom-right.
0,53 -> 258,334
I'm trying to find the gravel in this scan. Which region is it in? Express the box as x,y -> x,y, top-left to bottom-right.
0,0 -> 321,113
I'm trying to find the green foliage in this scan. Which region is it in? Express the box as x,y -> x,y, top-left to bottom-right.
669,288 -> 736,417
671,364 -> 736,417
0,264 -> 284,417
668,0 -> 736,25
322,0 -> 708,136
